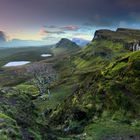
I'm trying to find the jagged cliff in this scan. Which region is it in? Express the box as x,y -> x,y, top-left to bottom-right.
93,28 -> 140,51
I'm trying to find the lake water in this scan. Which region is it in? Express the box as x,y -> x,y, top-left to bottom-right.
41,54 -> 52,57
4,61 -> 30,67
3,54 -> 52,67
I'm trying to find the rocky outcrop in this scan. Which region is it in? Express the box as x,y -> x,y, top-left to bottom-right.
0,31 -> 6,43
125,41 -> 140,51
93,28 -> 140,51
0,31 -> 7,47
94,29 -> 115,40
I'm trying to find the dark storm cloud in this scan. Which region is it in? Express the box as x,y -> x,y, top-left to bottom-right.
119,0 -> 140,8
35,0 -> 140,27
42,0 -> 140,25
78,0 -> 140,27
1,0 -> 140,40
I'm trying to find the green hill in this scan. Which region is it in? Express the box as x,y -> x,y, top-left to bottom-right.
53,38 -> 80,56
0,29 -> 140,139
49,40 -> 140,139
56,38 -> 80,49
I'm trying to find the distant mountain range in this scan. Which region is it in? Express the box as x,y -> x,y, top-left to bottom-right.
72,38 -> 90,46
1,28 -> 140,48
0,31 -> 53,47
0,29 -> 90,48
0,39 -> 50,48
0,31 -> 7,47
0,36 -> 88,48
8,39 -> 48,47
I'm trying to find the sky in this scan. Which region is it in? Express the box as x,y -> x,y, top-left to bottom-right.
0,0 -> 140,45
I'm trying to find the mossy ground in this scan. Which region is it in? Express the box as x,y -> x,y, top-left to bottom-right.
0,39 -> 140,139
49,42 -> 140,139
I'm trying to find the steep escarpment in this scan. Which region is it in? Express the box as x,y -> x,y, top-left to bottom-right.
94,28 -> 140,42
93,28 -> 140,51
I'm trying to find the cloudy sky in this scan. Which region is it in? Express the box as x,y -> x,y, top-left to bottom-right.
0,0 -> 140,44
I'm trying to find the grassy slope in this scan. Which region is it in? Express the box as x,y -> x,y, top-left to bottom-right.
49,40 -> 140,139
0,113 -> 22,140
0,44 -> 81,139
0,46 -> 54,87
0,39 -> 140,139
0,46 -> 52,58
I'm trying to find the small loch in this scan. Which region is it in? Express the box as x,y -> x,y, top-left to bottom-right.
41,54 -> 52,57
4,61 -> 31,67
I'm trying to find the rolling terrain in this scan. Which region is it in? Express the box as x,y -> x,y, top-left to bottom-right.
0,29 -> 140,140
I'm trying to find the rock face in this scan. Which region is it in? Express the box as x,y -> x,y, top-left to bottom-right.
0,31 -> 7,47
93,28 -> 140,51
0,31 -> 6,43
94,29 -> 115,40
56,38 -> 80,49
125,42 -> 140,51
93,28 -> 140,41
